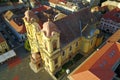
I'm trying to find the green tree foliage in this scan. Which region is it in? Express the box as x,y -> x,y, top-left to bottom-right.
24,39 -> 31,51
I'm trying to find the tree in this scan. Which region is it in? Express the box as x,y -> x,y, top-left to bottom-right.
24,39 -> 31,51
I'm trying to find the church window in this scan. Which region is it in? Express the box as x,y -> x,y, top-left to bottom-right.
76,42 -> 78,47
91,40 -> 93,46
62,51 -> 65,56
54,58 -> 58,64
53,40 -> 57,51
69,46 -> 72,51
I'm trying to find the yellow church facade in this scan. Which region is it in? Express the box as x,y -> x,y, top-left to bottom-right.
37,26 -> 102,74
23,8 -> 103,74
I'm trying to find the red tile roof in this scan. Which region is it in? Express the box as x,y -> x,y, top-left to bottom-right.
107,29 -> 120,43
9,19 -> 26,34
3,10 -> 26,34
68,42 -> 120,80
48,0 -> 59,4
103,8 -> 120,23
70,70 -> 100,80
32,5 -> 51,13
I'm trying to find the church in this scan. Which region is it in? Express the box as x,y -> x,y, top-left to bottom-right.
23,7 -> 103,74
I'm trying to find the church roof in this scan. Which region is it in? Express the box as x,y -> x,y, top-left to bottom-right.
54,8 -> 97,46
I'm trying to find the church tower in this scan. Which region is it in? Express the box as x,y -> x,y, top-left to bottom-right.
23,9 -> 42,73
37,19 -> 61,73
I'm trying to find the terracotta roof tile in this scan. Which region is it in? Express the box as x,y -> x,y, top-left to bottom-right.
32,5 -> 51,13
74,43 -> 113,74
69,42 -> 120,80
107,29 -> 120,43
4,9 -> 27,34
103,8 -> 120,23
9,19 -> 26,34
69,70 -> 100,80
48,0 -> 59,4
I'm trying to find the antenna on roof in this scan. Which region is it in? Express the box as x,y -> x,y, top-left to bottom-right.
82,24 -> 88,32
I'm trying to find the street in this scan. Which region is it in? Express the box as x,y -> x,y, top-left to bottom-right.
0,45 -> 54,80
0,4 -> 54,80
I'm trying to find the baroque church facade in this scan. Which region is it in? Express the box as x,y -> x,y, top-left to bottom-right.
23,8 -> 103,74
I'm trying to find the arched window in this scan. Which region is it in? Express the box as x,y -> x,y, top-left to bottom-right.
53,40 -> 57,51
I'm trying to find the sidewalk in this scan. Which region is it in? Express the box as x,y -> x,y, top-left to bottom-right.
60,56 -> 87,80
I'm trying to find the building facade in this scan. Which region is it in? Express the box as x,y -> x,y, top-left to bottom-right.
48,0 -> 81,14
23,9 -> 42,73
3,10 -> 26,42
0,33 -> 9,54
99,8 -> 120,34
23,8 -> 103,74
101,0 -> 120,10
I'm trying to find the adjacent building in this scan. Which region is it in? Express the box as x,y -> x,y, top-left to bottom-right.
34,7 -> 67,23
48,0 -> 83,14
23,7 -> 103,74
68,42 -> 120,80
101,0 -> 120,10
99,8 -> 120,34
48,0 -> 100,14
0,33 -> 9,54
3,10 -> 26,42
